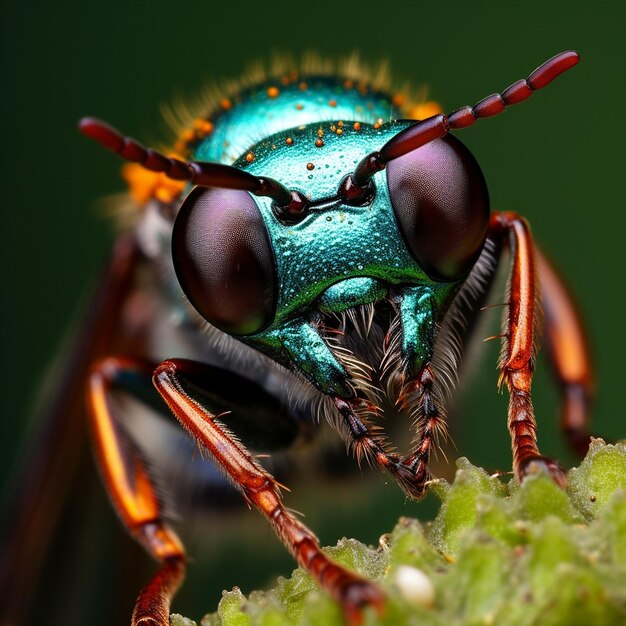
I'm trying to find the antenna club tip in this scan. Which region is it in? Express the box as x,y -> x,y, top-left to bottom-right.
78,116 -> 105,136
559,50 -> 581,68
528,50 -> 581,91
78,117 -> 124,153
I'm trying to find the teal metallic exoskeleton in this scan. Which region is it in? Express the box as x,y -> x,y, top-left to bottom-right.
232,120 -> 457,397
77,52 -> 592,625
175,79 -> 475,399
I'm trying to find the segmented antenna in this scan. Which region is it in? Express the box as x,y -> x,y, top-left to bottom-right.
349,51 -> 580,189
81,51 -> 578,218
78,117 -> 294,207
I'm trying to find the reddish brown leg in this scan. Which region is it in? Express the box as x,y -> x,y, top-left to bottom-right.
536,248 -> 595,457
489,212 -> 567,487
88,356 -> 186,626
153,359 -> 384,625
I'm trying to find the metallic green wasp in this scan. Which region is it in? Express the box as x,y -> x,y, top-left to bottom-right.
2,51 -> 594,625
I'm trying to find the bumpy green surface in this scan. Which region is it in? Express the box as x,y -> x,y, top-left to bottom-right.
172,440 -> 626,626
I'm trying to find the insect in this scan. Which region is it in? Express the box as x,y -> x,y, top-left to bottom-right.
2,51 -> 594,625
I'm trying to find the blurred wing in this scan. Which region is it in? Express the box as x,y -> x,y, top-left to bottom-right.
0,235 -> 141,625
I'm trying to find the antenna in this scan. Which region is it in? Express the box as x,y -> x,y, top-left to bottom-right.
348,51 -> 580,190
78,117 -> 295,207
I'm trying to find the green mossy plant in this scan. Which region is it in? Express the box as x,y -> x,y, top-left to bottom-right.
172,439 -> 626,626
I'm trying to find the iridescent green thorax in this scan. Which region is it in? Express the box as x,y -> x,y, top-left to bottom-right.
193,79 -> 460,396
194,76 -> 402,164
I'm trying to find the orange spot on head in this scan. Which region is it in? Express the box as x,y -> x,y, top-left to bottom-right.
299,81 -> 308,91
336,128 -> 343,135
392,93 -> 407,107
344,79 -> 354,89
315,138 -> 324,147
295,103 -> 304,111
353,122 -> 362,131
180,129 -> 195,142
245,152 -> 255,163
193,119 -> 214,137
286,137 -> 294,145
306,162 -> 315,171
267,86 -> 280,98
337,121 -> 344,127
317,128 -> 324,137
373,118 -> 384,129
329,99 -> 337,107
407,101 -> 444,120
280,75 -> 290,86
220,98 -> 232,110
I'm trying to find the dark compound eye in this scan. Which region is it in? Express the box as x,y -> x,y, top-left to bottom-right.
172,187 -> 276,335
387,135 -> 490,281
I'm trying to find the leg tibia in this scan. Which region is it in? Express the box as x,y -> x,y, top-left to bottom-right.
153,358 -> 383,624
88,356 -> 186,626
489,213 -> 566,487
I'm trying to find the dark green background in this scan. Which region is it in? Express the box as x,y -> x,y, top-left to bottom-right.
1,1 -> 625,623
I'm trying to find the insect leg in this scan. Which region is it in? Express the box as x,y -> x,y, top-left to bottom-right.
536,249 -> 595,457
88,356 -> 186,626
334,365 -> 444,500
488,212 -> 567,487
0,235 -> 140,626
153,358 -> 384,625
333,396 -> 399,470
395,365 -> 446,497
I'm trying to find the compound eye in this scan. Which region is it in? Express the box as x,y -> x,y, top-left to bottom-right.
172,187 -> 276,335
387,135 -> 490,281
